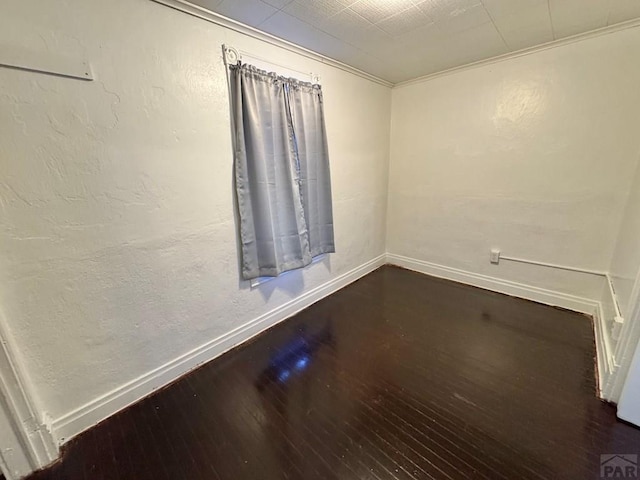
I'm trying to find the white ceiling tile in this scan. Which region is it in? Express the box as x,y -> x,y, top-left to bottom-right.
380,46 -> 447,79
549,0 -> 609,39
214,0 -> 279,25
480,0 -> 547,17
317,8 -> 377,47
260,0 -> 294,8
370,21 -> 440,61
350,0 -> 417,23
417,0 -> 482,19
381,40 -> 451,80
283,0 -> 349,28
188,0 -> 639,83
607,0 -> 640,25
391,20 -> 443,48
490,2 -> 553,51
333,46 -> 392,78
421,1 -> 494,35
318,39 -> 360,60
384,20 -> 505,79
377,5 -> 433,36
189,0 -> 225,11
440,21 -> 508,64
259,11 -> 349,54
258,10 -> 320,40
353,25 -> 397,55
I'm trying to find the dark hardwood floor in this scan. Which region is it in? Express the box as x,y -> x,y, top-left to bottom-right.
27,265 -> 640,479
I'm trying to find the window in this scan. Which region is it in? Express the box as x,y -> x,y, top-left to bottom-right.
228,63 -> 335,281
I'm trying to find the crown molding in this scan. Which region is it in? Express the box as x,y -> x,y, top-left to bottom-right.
150,0 -> 393,88
151,0 -> 640,89
154,1 -> 640,89
394,17 -> 640,89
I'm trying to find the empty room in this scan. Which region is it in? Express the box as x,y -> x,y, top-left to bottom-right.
2,0 -> 640,479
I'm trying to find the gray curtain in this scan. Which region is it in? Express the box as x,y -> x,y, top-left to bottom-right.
229,64 -> 335,280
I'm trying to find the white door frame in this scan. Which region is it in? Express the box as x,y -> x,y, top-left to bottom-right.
603,266 -> 640,403
0,397 -> 36,480
0,318 -> 57,480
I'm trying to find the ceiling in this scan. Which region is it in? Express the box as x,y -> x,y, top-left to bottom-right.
190,0 -> 640,84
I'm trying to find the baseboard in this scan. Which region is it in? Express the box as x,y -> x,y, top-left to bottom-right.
385,253 -> 600,315
385,253 -> 615,398
51,254 -> 386,445
597,276 -> 623,401
595,303 -> 614,398
50,252 -> 611,443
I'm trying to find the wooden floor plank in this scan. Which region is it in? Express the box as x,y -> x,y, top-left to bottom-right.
26,266 -> 640,480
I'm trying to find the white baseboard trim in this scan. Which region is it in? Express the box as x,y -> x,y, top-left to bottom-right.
51,254 -> 386,445
386,253 -> 600,315
596,275 -> 622,401
595,303 -> 614,398
386,253 -> 614,398
51,252 -> 612,444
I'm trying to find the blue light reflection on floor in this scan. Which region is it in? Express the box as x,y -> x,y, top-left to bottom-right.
258,324 -> 333,388
294,356 -> 309,371
268,335 -> 316,384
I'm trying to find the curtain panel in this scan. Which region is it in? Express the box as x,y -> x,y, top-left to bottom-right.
229,64 -> 335,280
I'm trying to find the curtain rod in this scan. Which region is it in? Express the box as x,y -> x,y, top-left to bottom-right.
223,44 -> 321,84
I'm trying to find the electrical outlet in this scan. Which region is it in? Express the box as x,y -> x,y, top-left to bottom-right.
490,249 -> 501,264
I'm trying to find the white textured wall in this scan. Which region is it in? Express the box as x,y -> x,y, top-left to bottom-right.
388,27 -> 640,300
0,0 -> 390,436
